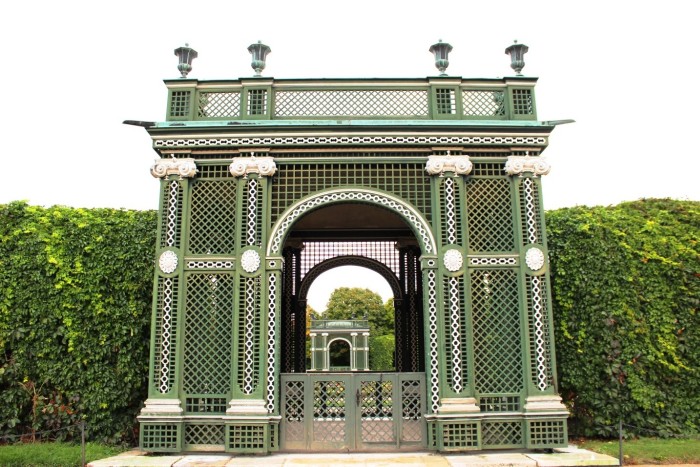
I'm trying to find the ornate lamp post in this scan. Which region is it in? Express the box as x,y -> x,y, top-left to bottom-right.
505,40 -> 529,76
429,40 -> 453,76
174,43 -> 198,78
248,41 -> 271,77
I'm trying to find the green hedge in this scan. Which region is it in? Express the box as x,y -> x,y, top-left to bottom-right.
0,202 -> 156,443
547,199 -> 699,437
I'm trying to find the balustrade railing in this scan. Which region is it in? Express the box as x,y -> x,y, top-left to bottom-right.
164,77 -> 537,122
310,319 -> 369,330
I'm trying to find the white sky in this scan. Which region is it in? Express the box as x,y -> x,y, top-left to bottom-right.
1,1 -> 697,310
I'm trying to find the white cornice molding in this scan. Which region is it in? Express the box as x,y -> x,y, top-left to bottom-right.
150,156 -> 198,179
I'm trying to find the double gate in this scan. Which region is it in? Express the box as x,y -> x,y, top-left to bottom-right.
280,372 -> 426,452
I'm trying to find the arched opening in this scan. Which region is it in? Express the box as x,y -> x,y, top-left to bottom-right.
328,338 -> 351,370
278,201 -> 425,374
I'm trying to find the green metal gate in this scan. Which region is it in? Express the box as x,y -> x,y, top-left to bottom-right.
280,373 -> 426,452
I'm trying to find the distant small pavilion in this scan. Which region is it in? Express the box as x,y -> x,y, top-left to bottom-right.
309,319 -> 370,371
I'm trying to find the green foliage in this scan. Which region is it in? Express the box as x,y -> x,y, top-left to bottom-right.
547,199 -> 699,438
324,287 -> 394,336
0,201 -> 156,444
369,334 -> 395,371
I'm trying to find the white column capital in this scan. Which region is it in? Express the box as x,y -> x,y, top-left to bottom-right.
426,151 -> 472,176
504,154 -> 551,176
230,154 -> 277,178
151,156 -> 197,179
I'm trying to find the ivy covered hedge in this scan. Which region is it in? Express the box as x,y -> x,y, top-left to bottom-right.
547,199 -> 699,437
0,202 -> 156,443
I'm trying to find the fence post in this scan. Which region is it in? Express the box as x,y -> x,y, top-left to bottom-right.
81,421 -> 86,467
618,419 -> 623,467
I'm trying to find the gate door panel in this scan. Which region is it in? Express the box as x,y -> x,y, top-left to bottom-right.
280,373 -> 425,452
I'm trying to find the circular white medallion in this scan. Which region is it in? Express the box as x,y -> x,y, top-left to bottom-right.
443,249 -> 463,272
158,250 -> 178,274
241,249 -> 261,273
525,247 -> 545,271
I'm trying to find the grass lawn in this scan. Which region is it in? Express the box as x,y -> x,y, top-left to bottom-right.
0,442 -> 127,467
577,437 -> 700,465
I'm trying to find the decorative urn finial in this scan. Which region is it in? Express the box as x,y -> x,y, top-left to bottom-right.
505,40 -> 529,76
248,41 -> 271,77
174,43 -> 198,78
429,40 -> 453,76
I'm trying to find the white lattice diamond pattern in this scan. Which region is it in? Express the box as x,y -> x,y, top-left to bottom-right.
274,90 -> 429,117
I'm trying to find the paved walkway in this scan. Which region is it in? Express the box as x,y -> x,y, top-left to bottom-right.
89,446 -> 620,466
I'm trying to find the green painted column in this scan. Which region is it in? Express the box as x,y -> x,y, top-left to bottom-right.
138,157 -> 197,451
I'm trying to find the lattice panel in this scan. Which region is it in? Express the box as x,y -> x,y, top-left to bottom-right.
519,178 -> 543,245
435,88 -> 456,115
240,178 -> 264,248
442,276 -> 467,393
270,161 -> 432,224
528,420 -> 567,447
227,425 -> 266,452
472,269 -> 524,394
185,423 -> 225,446
442,422 -> 479,449
401,380 -> 423,442
188,179 -> 237,255
313,380 -> 346,419
283,380 -> 305,442
512,89 -> 534,115
247,89 -> 268,115
153,276 -> 179,394
197,164 -> 234,178
159,180 -> 183,249
169,91 -> 191,118
299,241 -> 401,278
182,273 -> 234,395
237,276 -> 262,394
360,381 -> 394,443
462,90 -> 506,117
482,421 -> 523,448
313,380 -> 346,443
185,397 -> 228,413
198,91 -> 241,118
466,178 -> 515,252
526,276 -> 553,391
274,89 -> 429,117
479,396 -> 520,412
141,423 -> 179,451
472,162 -> 507,177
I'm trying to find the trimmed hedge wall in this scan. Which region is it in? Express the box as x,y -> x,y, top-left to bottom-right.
0,202 -> 156,443
0,199 -> 697,443
548,199 -> 699,437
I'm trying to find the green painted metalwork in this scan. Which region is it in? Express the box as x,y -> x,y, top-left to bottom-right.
138,74 -> 567,454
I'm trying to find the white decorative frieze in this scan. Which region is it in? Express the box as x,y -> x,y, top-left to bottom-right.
230,154 -> 277,178
425,152 -> 472,176
150,156 -> 198,179
504,154 -> 551,176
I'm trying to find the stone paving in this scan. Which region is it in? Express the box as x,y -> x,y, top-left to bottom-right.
89,446 -> 620,467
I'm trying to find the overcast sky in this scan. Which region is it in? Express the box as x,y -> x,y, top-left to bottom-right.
1,1 -> 697,310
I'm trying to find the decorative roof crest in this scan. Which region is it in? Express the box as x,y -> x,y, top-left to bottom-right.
151,155 -> 198,179
229,152 -> 277,178
425,151 -> 472,176
504,152 -> 551,176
